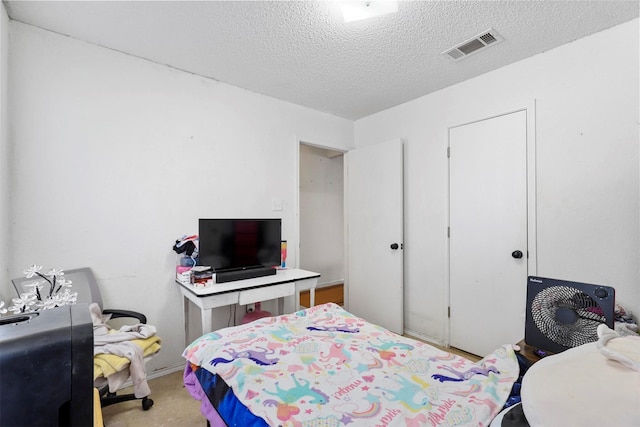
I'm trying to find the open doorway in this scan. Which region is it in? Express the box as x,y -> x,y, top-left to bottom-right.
298,143 -> 345,307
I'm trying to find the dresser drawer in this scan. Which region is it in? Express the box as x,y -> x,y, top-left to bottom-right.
238,282 -> 295,305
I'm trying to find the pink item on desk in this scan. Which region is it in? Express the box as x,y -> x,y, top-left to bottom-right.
241,302 -> 272,324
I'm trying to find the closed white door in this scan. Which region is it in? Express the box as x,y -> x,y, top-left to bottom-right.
449,110 -> 528,357
346,139 -> 403,334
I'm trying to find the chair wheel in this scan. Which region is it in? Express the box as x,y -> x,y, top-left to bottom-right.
142,397 -> 154,410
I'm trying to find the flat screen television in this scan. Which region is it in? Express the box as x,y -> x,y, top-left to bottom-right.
198,219 -> 282,279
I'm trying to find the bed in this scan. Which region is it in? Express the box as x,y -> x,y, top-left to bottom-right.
182,303 -> 521,426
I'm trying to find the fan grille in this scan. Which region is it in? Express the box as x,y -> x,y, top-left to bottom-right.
530,286 -> 607,348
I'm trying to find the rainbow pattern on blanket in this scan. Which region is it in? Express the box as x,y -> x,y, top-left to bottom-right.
183,303 -> 519,427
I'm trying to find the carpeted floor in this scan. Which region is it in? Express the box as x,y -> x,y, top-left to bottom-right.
101,369 -> 204,427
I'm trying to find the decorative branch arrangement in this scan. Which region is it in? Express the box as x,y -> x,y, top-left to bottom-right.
0,265 -> 77,316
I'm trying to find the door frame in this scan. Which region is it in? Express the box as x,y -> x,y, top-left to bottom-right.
445,101 -> 538,347
293,137 -> 347,281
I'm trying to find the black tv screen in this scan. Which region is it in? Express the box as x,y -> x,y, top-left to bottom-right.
198,219 -> 282,271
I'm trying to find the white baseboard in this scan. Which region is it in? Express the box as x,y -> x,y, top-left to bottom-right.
112,363 -> 185,391
147,364 -> 185,380
403,328 -> 446,348
315,279 -> 344,289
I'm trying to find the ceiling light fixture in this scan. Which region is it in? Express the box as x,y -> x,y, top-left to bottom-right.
341,0 -> 398,23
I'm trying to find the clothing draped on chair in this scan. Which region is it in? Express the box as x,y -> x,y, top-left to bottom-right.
90,303 -> 161,398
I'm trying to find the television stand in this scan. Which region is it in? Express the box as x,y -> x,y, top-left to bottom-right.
176,268 -> 321,346
215,266 -> 276,283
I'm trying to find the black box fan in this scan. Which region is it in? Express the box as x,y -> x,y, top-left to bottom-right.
525,276 -> 615,354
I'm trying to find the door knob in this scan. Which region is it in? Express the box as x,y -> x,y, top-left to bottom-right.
512,250 -> 523,259
390,243 -> 399,250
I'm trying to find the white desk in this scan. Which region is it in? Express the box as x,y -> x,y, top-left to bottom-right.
177,268 -> 320,345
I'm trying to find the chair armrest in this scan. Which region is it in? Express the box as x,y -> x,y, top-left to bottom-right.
103,309 -> 147,324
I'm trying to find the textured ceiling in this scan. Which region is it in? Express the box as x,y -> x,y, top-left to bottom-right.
4,1 -> 639,120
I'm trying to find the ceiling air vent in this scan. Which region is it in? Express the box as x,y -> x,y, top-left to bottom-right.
443,29 -> 503,61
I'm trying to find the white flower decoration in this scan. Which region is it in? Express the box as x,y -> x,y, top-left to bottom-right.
24,281 -> 44,292
56,278 -> 72,288
1,266 -> 76,316
46,268 -> 64,277
23,265 -> 43,279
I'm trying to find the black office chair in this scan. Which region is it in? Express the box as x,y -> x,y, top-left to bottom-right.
12,267 -> 160,411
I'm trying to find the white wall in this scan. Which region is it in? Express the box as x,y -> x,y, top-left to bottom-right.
7,22 -> 353,373
299,144 -> 344,286
6,15 -> 637,373
0,4 -> 8,296
355,19 -> 640,344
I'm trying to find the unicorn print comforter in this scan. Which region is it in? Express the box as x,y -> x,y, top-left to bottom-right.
183,303 -> 519,427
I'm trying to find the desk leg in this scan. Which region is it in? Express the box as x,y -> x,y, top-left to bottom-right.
295,289 -> 301,311
278,297 -> 284,315
310,288 -> 316,308
201,308 -> 213,336
183,296 -> 190,348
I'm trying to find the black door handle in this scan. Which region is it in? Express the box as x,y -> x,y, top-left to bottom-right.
512,250 -> 523,259
390,243 -> 399,250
